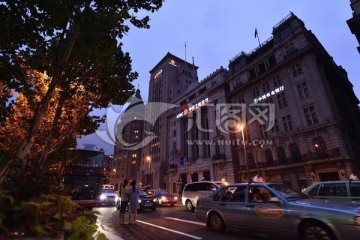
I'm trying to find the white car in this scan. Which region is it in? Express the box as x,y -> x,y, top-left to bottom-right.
99,187 -> 118,206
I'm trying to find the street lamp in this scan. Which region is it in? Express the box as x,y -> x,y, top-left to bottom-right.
237,123 -> 249,182
146,156 -> 152,187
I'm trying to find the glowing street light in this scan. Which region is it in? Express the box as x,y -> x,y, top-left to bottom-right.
146,156 -> 152,187
237,123 -> 249,182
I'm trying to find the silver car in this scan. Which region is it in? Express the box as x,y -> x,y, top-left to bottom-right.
195,182 -> 360,240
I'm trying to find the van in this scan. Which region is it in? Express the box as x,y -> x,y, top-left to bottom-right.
181,181 -> 228,211
302,180 -> 360,204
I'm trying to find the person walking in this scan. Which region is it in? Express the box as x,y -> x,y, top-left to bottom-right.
128,180 -> 140,225
119,179 -> 129,224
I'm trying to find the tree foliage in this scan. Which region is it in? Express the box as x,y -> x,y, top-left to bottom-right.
0,0 -> 164,164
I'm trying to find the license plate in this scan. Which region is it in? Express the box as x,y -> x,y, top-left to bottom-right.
144,203 -> 152,206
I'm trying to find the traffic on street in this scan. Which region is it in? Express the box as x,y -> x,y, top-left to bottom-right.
95,203 -> 265,240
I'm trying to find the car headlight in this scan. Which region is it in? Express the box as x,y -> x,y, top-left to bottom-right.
138,199 -> 142,203
161,196 -> 166,201
354,216 -> 360,225
153,198 -> 158,202
100,194 -> 106,200
115,196 -> 119,202
174,197 -> 178,201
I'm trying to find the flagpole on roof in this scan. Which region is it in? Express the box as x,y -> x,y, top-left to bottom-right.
255,27 -> 261,48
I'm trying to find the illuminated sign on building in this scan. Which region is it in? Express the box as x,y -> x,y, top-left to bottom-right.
253,86 -> 284,104
169,59 -> 177,67
154,69 -> 162,79
176,97 -> 210,118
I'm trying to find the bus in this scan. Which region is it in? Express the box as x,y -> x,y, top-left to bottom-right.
61,148 -> 106,210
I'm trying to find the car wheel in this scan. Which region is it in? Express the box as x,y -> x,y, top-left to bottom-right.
300,222 -> 335,240
207,213 -> 225,233
185,200 -> 193,211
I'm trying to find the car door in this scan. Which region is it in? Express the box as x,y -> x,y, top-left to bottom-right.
239,185 -> 291,236
349,182 -> 360,204
216,185 -> 247,229
318,182 -> 348,203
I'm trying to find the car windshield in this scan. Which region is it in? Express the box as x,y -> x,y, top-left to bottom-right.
268,184 -> 308,200
102,189 -> 116,194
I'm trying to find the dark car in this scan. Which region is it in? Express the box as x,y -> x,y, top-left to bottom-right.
116,189 -> 158,212
148,188 -> 178,207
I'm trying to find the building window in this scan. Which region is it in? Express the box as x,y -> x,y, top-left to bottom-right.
173,141 -> 176,150
280,26 -> 293,41
248,153 -> 255,169
277,92 -> 288,109
252,86 -> 260,98
258,124 -> 269,139
273,75 -> 283,88
289,143 -> 302,162
265,149 -> 273,164
292,63 -> 303,77
238,94 -> 245,103
285,42 -> 295,54
173,129 -> 176,137
304,106 -> 318,126
276,146 -> 287,163
282,115 -> 293,132
272,119 -> 280,132
262,81 -> 270,94
297,82 -> 310,100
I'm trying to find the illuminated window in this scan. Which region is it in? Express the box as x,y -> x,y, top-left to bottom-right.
132,154 -> 137,158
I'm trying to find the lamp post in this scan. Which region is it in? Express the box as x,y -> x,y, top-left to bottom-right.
146,156 -> 152,187
237,123 -> 249,182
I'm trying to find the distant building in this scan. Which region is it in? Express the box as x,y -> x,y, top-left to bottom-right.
347,0 -> 360,52
140,52 -> 199,189
112,89 -> 145,190
227,12 -> 360,189
83,143 -> 95,150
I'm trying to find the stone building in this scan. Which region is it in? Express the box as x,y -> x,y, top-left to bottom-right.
227,13 -> 360,190
112,89 -> 145,190
166,66 -> 231,195
347,0 -> 360,52
139,52 -> 199,190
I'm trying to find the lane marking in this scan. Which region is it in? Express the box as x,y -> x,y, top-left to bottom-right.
136,220 -> 203,240
165,217 -> 206,226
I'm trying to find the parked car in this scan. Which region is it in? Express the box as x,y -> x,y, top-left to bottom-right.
148,188 -> 178,206
195,182 -> 360,240
302,180 -> 360,204
182,181 -> 228,211
116,189 -> 158,212
99,187 -> 118,206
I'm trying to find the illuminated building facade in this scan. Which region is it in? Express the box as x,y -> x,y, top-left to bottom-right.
227,13 -> 360,189
140,52 -> 199,189
166,67 -> 231,195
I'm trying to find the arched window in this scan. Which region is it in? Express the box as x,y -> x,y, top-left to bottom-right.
265,149 -> 273,165
289,143 -> 302,162
276,146 -> 287,163
248,153 -> 255,169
